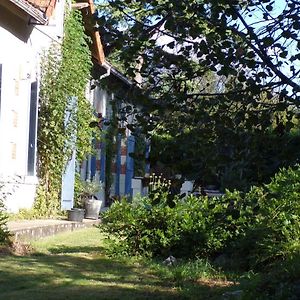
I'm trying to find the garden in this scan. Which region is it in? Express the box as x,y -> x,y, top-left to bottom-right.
1,1 -> 300,299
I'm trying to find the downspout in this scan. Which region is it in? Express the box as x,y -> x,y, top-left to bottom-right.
99,62 -> 111,80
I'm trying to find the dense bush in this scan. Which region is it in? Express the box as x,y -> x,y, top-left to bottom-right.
100,191 -> 250,258
100,194 -> 183,257
230,166 -> 300,268
101,166 -> 300,268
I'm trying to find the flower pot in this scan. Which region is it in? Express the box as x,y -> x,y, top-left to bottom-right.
67,208 -> 85,222
84,198 -> 102,220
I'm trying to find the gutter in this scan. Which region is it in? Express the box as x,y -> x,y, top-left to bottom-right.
107,62 -> 134,86
8,0 -> 48,25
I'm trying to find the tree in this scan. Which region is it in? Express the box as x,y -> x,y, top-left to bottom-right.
96,0 -> 300,190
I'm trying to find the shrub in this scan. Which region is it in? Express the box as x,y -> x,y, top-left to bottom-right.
100,191 -> 248,258
100,194 -> 183,257
100,165 -> 300,267
228,165 -> 300,268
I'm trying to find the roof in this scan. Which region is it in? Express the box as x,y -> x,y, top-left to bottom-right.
74,0 -> 105,65
75,0 -> 133,86
26,0 -> 57,17
7,0 -> 57,24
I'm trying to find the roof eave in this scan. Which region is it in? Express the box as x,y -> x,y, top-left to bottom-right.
75,0 -> 136,87
105,62 -> 134,87
9,0 -> 48,25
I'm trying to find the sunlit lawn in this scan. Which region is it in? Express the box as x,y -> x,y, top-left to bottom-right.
0,227 -> 238,300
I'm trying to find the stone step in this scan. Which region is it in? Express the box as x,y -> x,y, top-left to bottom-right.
7,218 -> 101,242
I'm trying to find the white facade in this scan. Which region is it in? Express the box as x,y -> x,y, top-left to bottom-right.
0,0 -> 66,212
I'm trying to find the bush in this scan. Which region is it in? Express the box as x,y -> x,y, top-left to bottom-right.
100,191 -> 249,258
100,166 -> 300,268
100,194 -> 183,257
229,166 -> 300,268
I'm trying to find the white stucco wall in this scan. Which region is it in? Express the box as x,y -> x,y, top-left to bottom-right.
0,1 -> 66,212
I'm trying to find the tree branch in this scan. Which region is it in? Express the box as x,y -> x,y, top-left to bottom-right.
230,5 -> 300,93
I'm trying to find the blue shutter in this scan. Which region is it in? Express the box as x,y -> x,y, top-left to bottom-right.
100,141 -> 106,183
125,135 -> 135,195
115,133 -> 122,196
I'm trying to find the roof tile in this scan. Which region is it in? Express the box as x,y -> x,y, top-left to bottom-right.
26,0 -> 56,17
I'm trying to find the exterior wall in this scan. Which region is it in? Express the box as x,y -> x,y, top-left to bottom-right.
79,87 -> 107,206
0,0 -> 66,212
80,85 -> 139,203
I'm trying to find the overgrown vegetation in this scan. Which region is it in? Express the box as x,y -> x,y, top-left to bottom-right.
0,182 -> 9,244
100,166 -> 300,298
150,94 -> 300,191
101,165 -> 300,269
35,10 -> 96,217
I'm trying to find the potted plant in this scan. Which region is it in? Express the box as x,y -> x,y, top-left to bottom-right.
79,180 -> 103,220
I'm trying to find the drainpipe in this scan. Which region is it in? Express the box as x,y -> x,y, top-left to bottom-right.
99,62 -> 111,80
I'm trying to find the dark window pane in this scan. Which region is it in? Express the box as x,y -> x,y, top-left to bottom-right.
27,81 -> 38,176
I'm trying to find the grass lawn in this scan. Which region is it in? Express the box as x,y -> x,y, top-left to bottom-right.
0,227 -> 240,300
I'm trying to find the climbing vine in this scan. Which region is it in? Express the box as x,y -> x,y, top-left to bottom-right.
0,180 -> 10,244
35,10 -> 96,216
104,102 -> 118,204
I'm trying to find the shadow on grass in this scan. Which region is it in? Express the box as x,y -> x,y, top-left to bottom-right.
0,245 -> 240,300
44,245 -> 106,254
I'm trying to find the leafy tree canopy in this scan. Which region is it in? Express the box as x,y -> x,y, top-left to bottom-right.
96,0 -> 300,190
98,0 -> 300,99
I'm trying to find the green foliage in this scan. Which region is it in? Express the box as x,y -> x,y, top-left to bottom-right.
104,104 -> 118,203
97,0 -> 300,191
0,183 -> 10,244
100,197 -> 179,257
101,165 -> 300,271
230,166 -> 300,268
150,258 -> 220,284
35,10 -> 95,216
8,208 -> 42,221
150,94 -> 300,191
241,254 -> 300,300
100,173 -> 244,258
133,135 -> 147,177
74,179 -> 102,208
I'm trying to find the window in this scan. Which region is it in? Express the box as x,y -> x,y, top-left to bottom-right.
27,81 -> 38,176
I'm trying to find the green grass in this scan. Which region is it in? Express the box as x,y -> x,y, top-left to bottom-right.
0,227 -> 241,300
3,226 -> 298,299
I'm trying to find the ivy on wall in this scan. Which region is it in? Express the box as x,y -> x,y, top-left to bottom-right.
34,10 -> 96,216
104,101 -> 118,204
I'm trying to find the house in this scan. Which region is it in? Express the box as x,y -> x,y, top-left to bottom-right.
75,0 -> 150,205
0,0 -> 148,213
0,0 -> 66,212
